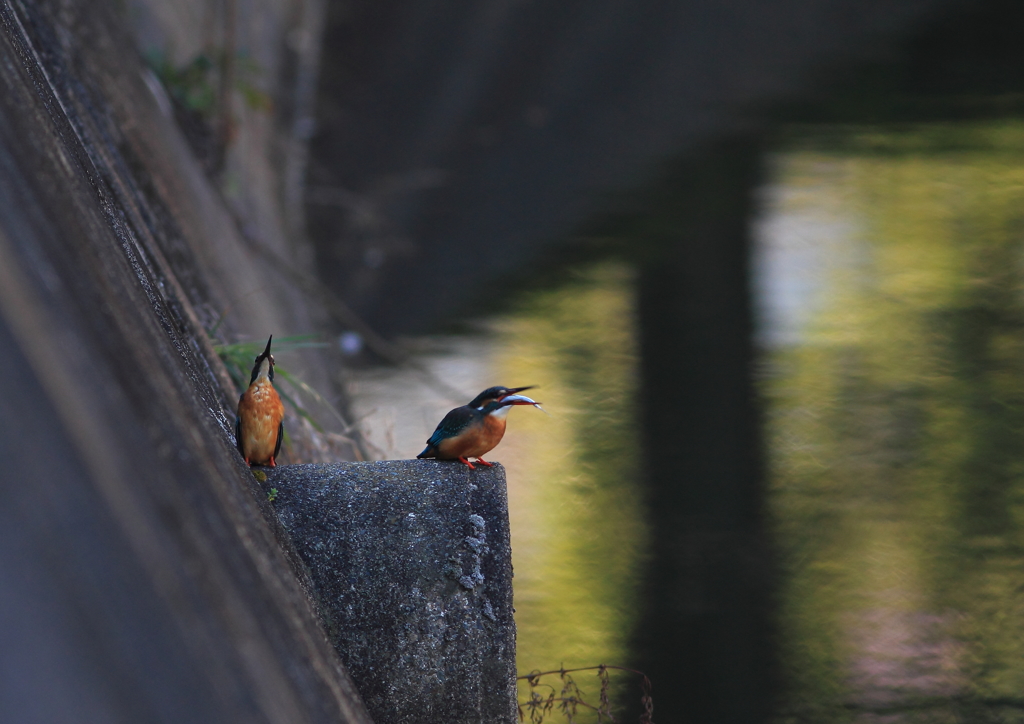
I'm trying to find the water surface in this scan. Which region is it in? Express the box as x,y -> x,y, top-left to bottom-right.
346,121 -> 1024,722
760,123 -> 1024,722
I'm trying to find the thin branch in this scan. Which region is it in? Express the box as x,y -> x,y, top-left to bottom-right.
519,665 -> 650,681
241,231 -> 470,403
518,665 -> 653,724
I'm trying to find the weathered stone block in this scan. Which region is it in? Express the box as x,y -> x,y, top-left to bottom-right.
265,461 -> 517,724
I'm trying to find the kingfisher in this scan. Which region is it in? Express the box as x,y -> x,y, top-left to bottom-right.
236,335 -> 285,467
416,386 -> 541,469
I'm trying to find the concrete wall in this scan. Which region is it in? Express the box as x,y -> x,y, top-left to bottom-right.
0,0 -> 367,720
267,461 -> 518,724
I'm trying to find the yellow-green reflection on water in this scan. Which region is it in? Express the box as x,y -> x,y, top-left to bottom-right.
492,265 -> 646,706
765,122 -> 1024,722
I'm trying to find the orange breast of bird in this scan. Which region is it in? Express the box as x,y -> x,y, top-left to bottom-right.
437,415 -> 507,459
237,380 -> 284,465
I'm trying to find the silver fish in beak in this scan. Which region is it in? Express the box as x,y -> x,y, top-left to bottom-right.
500,393 -> 546,414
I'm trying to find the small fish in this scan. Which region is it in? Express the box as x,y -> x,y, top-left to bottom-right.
500,393 -> 547,414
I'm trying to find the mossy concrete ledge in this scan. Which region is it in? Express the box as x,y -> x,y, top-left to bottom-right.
264,460 -> 517,724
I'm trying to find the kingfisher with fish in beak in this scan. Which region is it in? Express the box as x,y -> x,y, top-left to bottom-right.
236,335 -> 285,467
417,386 -> 543,469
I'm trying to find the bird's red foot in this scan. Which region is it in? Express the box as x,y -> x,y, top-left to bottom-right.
268,457 -> 277,468
244,457 -> 251,465
457,456 -> 476,470
475,458 -> 494,467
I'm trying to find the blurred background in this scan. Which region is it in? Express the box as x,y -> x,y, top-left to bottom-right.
123,0 -> 1024,721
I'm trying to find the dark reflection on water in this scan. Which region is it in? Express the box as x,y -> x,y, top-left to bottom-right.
760,123 -> 1024,722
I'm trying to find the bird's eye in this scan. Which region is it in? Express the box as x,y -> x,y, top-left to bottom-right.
269,355 -> 275,364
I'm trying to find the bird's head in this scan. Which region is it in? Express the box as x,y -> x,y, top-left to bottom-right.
468,385 -> 535,409
249,335 -> 276,384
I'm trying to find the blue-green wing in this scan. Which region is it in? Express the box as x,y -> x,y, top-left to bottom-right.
417,406 -> 476,457
427,407 -> 475,446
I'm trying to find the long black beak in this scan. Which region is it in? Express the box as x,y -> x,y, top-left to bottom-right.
249,335 -> 276,385
502,385 -> 534,398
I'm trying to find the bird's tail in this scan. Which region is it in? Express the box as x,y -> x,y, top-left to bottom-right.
416,445 -> 436,459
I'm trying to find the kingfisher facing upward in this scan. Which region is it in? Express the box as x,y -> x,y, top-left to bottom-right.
417,386 -> 541,469
236,335 -> 285,467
